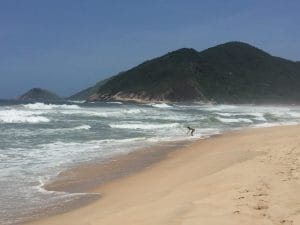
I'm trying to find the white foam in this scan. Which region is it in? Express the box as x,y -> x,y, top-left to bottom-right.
253,123 -> 280,128
216,112 -> 267,121
32,138 -> 150,163
203,104 -> 238,111
198,128 -> 222,135
0,153 -> 9,160
61,110 -> 115,117
73,125 -> 91,130
107,101 -> 123,105
216,117 -> 253,123
91,137 -> 147,144
287,112 -> 300,118
126,109 -> 143,114
0,109 -> 50,123
22,103 -> 81,110
68,100 -> 86,104
109,123 -> 180,130
26,125 -> 91,134
150,103 -> 173,108
61,108 -> 144,118
35,177 -> 98,197
248,113 -> 267,121
215,112 -> 234,117
253,121 -> 299,128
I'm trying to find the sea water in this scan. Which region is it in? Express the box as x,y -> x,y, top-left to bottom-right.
1,100 -> 300,224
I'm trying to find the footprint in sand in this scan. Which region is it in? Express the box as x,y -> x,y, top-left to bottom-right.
253,192 -> 268,197
239,189 -> 250,194
280,219 -> 293,225
260,182 -> 271,190
233,210 -> 240,214
253,200 -> 269,210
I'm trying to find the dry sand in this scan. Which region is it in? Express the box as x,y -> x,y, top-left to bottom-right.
26,126 -> 300,225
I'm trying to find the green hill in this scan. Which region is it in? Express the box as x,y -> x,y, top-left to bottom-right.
73,42 -> 300,103
68,77 -> 112,100
18,88 -> 61,101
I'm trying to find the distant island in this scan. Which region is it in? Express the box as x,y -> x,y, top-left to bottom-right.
18,88 -> 61,101
20,41 -> 300,104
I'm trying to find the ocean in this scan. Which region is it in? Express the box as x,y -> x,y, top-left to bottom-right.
1,100 -> 300,225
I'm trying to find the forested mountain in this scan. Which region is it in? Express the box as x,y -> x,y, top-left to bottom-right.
72,42 -> 300,104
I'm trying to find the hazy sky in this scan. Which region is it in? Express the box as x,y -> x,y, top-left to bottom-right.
1,0 -> 299,98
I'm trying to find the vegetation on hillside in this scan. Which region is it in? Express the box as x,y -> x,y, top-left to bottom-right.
68,77 -> 113,100
72,42 -> 300,103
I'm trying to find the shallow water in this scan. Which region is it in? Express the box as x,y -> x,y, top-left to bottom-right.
1,100 -> 300,224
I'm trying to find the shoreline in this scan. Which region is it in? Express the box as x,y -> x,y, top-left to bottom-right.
18,140 -> 192,225
44,140 -> 191,193
26,125 -> 300,225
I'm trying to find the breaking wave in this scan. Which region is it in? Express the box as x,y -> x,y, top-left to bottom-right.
203,105 -> 238,111
109,122 -> 180,130
67,100 -> 86,104
253,121 -> 299,128
216,117 -> 253,123
0,109 -> 50,124
73,125 -> 91,130
22,102 -> 80,110
107,101 -> 123,105
150,103 -> 173,108
61,108 -> 143,117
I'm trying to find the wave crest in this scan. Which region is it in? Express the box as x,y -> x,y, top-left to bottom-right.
150,103 -> 173,108
216,117 -> 253,123
22,103 -> 80,110
73,125 -> 91,130
109,122 -> 179,130
0,109 -> 50,124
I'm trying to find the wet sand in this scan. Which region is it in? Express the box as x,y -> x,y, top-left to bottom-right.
45,141 -> 190,193
18,141 -> 190,225
26,126 -> 300,225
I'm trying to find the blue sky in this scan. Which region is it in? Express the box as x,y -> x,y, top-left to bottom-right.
1,0 -> 299,98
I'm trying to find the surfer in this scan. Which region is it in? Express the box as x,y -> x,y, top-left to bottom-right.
187,126 -> 195,136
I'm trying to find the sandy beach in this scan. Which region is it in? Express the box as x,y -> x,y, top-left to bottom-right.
25,125 -> 300,225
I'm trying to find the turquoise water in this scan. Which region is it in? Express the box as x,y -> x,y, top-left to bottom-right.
1,100 -> 300,224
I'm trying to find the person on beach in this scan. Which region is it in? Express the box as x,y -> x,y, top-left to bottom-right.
187,126 -> 195,136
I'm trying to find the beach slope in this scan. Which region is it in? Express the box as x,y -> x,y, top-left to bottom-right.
26,126 -> 300,225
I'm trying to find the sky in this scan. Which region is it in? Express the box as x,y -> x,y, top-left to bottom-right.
1,0 -> 300,98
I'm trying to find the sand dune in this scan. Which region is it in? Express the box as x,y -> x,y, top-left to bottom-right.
26,126 -> 300,225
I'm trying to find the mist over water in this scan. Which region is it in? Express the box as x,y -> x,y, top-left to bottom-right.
1,100 -> 300,224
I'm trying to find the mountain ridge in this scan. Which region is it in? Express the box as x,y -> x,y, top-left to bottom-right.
73,41 -> 300,103
68,77 -> 113,100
